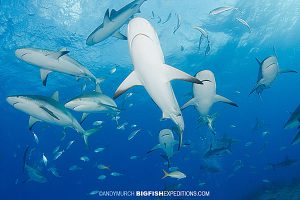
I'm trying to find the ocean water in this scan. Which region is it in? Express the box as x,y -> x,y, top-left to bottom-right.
1,0 -> 300,199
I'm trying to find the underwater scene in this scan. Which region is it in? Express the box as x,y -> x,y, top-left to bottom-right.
1,0 -> 300,199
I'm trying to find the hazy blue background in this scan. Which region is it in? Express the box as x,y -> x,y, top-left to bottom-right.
0,0 -> 300,199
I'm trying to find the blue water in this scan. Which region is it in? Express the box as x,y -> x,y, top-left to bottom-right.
1,0 -> 300,199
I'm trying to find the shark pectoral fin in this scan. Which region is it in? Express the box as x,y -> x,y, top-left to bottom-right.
181,98 -> 196,110
114,71 -> 142,99
279,68 -> 298,74
51,91 -> 59,101
80,113 -> 89,124
103,9 -> 111,24
163,64 -> 202,84
29,116 -> 41,130
147,144 -> 163,154
40,106 -> 59,120
214,94 -> 238,107
40,69 -> 52,86
113,31 -> 127,40
48,51 -> 69,60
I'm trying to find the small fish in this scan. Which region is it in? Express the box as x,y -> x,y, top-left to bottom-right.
110,172 -> 123,177
69,165 -> 82,171
42,153 -> 48,166
33,132 -> 39,144
117,122 -> 128,130
93,121 -> 104,126
209,6 -> 238,15
235,90 -> 241,94
173,13 -> 181,34
162,169 -> 186,180
262,179 -> 271,183
48,167 -> 61,177
97,164 -> 110,170
131,124 -> 137,128
126,93 -> 133,98
205,42 -> 210,55
244,142 -> 253,147
66,140 -> 74,150
230,124 -> 236,128
97,175 -> 107,180
162,13 -> 172,24
193,26 -> 208,38
53,150 -> 64,160
236,17 -> 251,33
198,182 -> 206,186
151,11 -> 155,19
129,155 -> 139,160
128,129 -> 142,140
80,156 -> 90,162
110,67 -> 117,74
94,147 -> 105,153
157,16 -> 161,23
128,103 -> 133,108
52,146 -> 60,154
262,131 -> 270,137
180,45 -> 184,51
88,190 -> 99,196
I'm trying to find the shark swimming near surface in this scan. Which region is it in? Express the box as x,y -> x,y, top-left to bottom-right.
86,0 -> 147,45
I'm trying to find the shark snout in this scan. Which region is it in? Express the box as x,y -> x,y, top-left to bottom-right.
15,48 -> 30,59
6,96 -> 22,106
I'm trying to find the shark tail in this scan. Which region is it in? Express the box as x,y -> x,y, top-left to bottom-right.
83,128 -> 100,147
162,169 -> 169,179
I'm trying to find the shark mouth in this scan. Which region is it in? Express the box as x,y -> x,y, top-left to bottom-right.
130,33 -> 153,48
265,62 -> 277,69
20,53 -> 30,58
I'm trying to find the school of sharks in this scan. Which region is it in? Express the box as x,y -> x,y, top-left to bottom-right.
2,0 -> 300,199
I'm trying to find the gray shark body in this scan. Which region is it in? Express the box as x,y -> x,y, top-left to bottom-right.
86,0 -> 146,45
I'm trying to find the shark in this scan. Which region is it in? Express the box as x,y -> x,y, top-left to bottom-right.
181,70 -> 238,133
284,104 -> 300,129
65,85 -> 119,123
249,47 -> 297,98
203,143 -> 232,159
86,0 -> 147,45
147,129 -> 178,167
6,92 -> 99,146
113,17 -> 204,149
268,156 -> 297,170
15,47 -> 101,86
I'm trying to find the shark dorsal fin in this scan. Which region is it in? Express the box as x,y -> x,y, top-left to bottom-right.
103,9 -> 111,24
110,9 -> 118,18
47,51 -> 69,60
51,91 -> 59,101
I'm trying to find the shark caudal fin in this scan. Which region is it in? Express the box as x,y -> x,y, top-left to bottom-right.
162,169 -> 169,179
83,128 -> 100,147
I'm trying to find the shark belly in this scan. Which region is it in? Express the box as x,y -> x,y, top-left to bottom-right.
131,33 -> 182,122
193,78 -> 216,115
